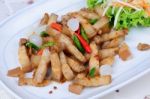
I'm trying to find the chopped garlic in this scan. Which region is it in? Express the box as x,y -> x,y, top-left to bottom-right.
67,18 -> 79,32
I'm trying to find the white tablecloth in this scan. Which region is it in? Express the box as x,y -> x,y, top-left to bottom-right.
0,0 -> 150,99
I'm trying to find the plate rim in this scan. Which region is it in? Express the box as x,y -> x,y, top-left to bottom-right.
91,68 -> 150,98
0,1 -> 46,99
0,0 -> 150,99
0,0 -> 47,27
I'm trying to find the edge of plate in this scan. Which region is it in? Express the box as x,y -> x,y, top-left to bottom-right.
91,68 -> 150,98
0,1 -> 47,99
0,1 -> 150,99
0,0 -> 47,27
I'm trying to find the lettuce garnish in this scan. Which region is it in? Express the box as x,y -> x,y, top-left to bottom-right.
106,7 -> 150,29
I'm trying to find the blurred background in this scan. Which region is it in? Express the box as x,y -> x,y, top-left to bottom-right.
0,0 -> 42,21
0,0 -> 150,99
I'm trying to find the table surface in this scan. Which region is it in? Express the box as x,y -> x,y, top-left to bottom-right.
0,0 -> 150,99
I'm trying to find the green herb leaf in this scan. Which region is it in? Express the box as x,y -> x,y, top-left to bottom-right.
25,42 -> 40,50
72,35 -> 85,53
89,19 -> 98,25
89,67 -> 96,77
40,31 -> 49,37
87,0 -> 98,8
41,42 -> 55,48
106,7 -> 150,29
87,0 -> 106,8
80,26 -> 89,43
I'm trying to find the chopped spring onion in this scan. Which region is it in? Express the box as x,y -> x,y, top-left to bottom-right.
114,7 -> 123,28
26,42 -> 40,51
89,67 -> 96,77
72,35 -> 85,53
80,26 -> 89,43
89,19 -> 98,25
41,42 -> 55,48
40,31 -> 49,37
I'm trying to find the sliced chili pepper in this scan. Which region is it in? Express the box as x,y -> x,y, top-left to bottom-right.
51,22 -> 62,32
37,49 -> 43,55
80,26 -> 89,43
74,33 -> 91,53
72,35 -> 85,53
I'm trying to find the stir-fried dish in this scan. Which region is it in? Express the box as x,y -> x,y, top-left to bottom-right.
7,0 -> 150,95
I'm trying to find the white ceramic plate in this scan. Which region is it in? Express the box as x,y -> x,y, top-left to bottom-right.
1,0 -> 150,99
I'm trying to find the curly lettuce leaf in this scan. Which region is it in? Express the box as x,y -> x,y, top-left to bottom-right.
87,0 -> 105,8
106,7 -> 150,29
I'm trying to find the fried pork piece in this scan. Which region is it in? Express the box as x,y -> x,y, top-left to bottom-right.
67,57 -> 86,73
76,72 -> 87,79
74,15 -> 97,38
81,22 -> 97,38
18,45 -> 32,72
84,53 -> 91,61
34,49 -> 51,83
101,30 -> 127,42
94,5 -> 104,16
61,14 -> 72,26
19,78 -> 50,87
101,24 -> 111,34
40,13 -> 49,25
102,37 -> 125,49
74,75 -> 111,87
62,25 -> 72,37
7,67 -> 23,77
46,14 -> 59,36
93,35 -> 102,44
93,17 -> 109,31
73,14 -> 87,23
137,43 -> 150,51
50,51 -> 62,81
99,47 -> 119,59
119,43 -> 132,61
48,26 -> 86,62
89,42 -> 99,75
101,56 -> 115,66
19,38 -> 27,46
60,51 -> 74,80
78,8 -> 99,19
69,83 -> 84,95
59,34 -> 86,63
31,55 -> 41,68
48,13 -> 58,25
